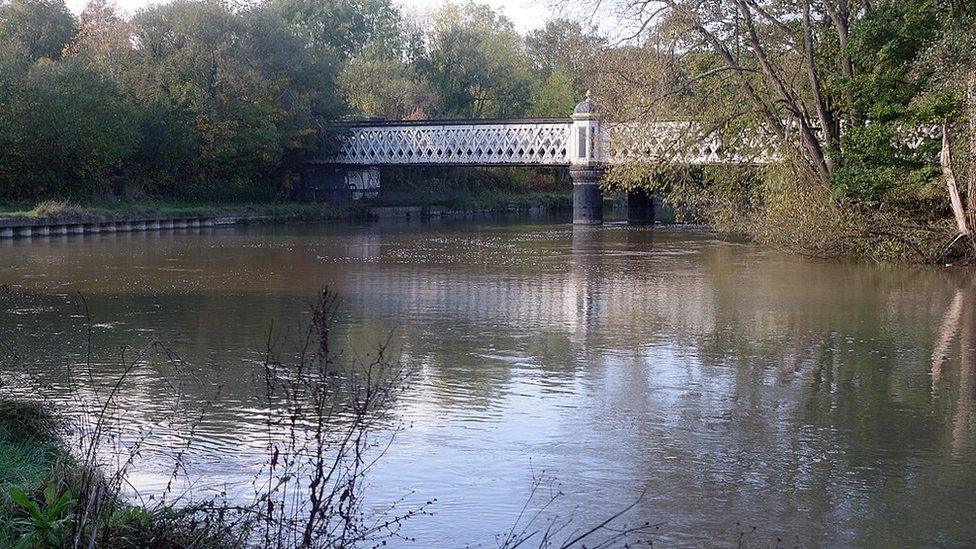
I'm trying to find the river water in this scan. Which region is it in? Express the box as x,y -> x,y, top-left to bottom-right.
1,216 -> 975,546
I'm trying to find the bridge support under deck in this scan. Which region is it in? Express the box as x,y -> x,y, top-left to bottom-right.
571,167 -> 603,225
627,189 -> 655,225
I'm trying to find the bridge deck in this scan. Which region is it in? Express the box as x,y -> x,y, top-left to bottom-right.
334,120 -> 574,167
329,118 -> 776,167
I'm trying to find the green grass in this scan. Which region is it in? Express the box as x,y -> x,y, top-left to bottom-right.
0,199 -> 366,222
0,426 -> 62,494
0,399 -> 237,548
0,400 -> 64,489
0,400 -> 69,546
0,192 -> 572,223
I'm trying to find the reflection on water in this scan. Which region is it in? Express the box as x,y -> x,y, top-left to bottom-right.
1,217 -> 975,546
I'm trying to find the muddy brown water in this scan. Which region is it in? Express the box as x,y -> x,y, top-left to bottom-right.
1,216 -> 974,546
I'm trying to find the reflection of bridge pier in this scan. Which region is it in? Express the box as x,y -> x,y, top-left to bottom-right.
566,225 -> 605,344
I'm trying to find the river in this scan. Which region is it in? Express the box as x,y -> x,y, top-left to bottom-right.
1,215 -> 974,546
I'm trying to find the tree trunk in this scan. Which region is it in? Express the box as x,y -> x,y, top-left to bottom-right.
967,72 -> 976,240
941,122 -> 972,236
823,1 -> 856,122
736,0 -> 833,188
801,0 -> 838,170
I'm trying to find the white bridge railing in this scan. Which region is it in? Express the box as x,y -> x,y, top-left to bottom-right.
331,119 -> 778,167
336,120 -> 572,166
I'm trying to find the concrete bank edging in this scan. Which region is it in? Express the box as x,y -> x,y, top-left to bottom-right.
0,213 -> 271,239
0,202 -> 562,239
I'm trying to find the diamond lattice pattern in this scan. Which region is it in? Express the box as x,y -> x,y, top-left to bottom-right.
607,121 -> 780,165
339,123 -> 573,166
334,121 -> 779,167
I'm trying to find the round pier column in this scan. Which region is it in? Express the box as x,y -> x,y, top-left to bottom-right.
571,167 -> 603,225
627,189 -> 655,225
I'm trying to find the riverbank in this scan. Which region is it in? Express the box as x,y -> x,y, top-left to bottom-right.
0,192 -> 574,238
0,399 -> 234,547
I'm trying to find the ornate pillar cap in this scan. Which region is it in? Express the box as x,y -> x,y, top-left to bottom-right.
572,91 -> 598,120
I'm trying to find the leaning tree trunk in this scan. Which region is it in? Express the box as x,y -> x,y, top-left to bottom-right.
967,72 -> 976,243
940,122 -> 972,239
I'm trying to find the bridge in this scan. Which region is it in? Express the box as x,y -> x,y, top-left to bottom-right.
308,94 -> 777,225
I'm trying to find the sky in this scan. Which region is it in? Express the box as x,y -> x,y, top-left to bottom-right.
63,0 -> 608,34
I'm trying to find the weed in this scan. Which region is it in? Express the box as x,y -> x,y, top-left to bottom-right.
8,483 -> 77,548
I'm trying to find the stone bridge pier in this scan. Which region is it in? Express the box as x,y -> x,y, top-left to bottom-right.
567,93 -> 605,225
567,94 -> 654,225
570,167 -> 604,224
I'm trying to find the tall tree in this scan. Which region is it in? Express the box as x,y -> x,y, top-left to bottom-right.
65,0 -> 133,81
128,0 -> 342,197
526,19 -> 603,99
0,57 -> 139,199
0,0 -> 77,62
270,0 -> 401,61
419,2 -> 533,118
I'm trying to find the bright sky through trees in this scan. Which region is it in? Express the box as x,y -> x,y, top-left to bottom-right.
64,0 -> 566,31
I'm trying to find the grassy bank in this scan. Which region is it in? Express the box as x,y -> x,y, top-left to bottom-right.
0,399 -> 235,548
0,200 -> 365,222
0,191 -> 572,224
0,401 -> 63,497
0,399 -> 80,547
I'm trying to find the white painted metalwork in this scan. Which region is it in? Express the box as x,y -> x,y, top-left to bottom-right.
337,122 -> 572,166
332,119 -> 779,167
605,121 -> 781,165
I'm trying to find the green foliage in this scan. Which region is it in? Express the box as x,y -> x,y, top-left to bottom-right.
0,401 -> 61,443
0,0 -> 76,62
129,1 -> 340,199
830,0 -> 944,204
8,483 -> 76,548
270,0 -> 401,61
0,0 -> 601,204
0,57 -> 140,200
528,69 -> 577,117
418,2 -> 533,118
525,19 -> 602,101
0,405 -> 61,493
338,54 -> 439,119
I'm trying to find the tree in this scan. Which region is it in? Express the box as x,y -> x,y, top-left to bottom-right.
527,69 -> 577,117
584,0 -> 976,260
918,1 -> 976,252
65,0 -> 133,81
338,54 -> 440,119
837,0 -> 975,255
128,0 -> 343,198
0,57 -> 139,199
270,0 -> 402,61
526,19 -> 603,100
419,3 -> 533,118
0,0 -> 77,62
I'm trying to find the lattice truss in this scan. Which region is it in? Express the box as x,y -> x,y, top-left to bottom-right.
337,123 -> 573,166
606,121 -> 780,165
